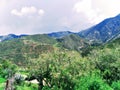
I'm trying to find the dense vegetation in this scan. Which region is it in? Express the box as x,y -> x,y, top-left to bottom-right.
0,34 -> 119,90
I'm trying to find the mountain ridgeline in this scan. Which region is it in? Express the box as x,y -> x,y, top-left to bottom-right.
1,14 -> 120,44
79,14 -> 120,43
47,14 -> 120,43
48,31 -> 74,38
0,34 -> 27,42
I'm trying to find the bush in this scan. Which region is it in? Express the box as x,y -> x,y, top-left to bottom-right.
0,60 -> 17,78
15,83 -> 38,90
75,72 -> 112,90
96,54 -> 120,84
111,81 -> 120,90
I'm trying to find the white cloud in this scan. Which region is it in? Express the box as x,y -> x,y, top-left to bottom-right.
11,9 -> 23,16
73,0 -> 104,24
0,0 -> 7,8
1,0 -> 120,35
11,6 -> 44,17
93,0 -> 120,17
38,9 -> 45,16
21,6 -> 37,15
73,0 -> 120,24
74,0 -> 91,13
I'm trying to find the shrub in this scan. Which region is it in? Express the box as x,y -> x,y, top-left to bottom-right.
96,54 -> 120,84
75,72 -> 112,90
111,81 -> 120,90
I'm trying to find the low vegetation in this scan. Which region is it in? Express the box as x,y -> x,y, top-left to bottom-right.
0,35 -> 119,90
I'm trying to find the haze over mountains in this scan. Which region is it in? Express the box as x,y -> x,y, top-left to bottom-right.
48,14 -> 120,43
0,34 -> 27,42
0,14 -> 120,44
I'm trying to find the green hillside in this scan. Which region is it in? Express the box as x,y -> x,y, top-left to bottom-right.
0,34 -> 119,90
57,34 -> 89,50
0,34 -> 57,65
22,34 -> 57,45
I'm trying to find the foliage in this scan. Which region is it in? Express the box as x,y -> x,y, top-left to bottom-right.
0,34 -> 119,90
15,83 -> 38,90
0,77 -> 6,83
57,34 -> 89,51
0,60 -> 17,78
89,41 -> 120,84
75,71 -> 112,90
111,81 -> 120,90
23,34 -> 57,45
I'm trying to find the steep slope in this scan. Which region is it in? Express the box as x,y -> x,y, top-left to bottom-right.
106,37 -> 120,46
106,30 -> 120,43
57,34 -> 89,51
79,14 -> 120,43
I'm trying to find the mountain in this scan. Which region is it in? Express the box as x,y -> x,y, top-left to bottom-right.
48,31 -> 74,38
49,14 -> 120,44
1,14 -> 120,45
79,14 -> 120,43
0,34 -> 27,42
107,37 -> 120,46
57,34 -> 89,51
0,34 -> 57,65
0,33 -> 90,65
106,30 -> 120,43
22,34 -> 57,45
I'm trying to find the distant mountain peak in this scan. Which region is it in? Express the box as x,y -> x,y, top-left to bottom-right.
79,14 -> 120,43
0,34 -> 27,42
48,31 -> 74,38
115,14 -> 120,17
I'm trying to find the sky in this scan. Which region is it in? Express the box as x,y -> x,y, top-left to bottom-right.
0,0 -> 120,35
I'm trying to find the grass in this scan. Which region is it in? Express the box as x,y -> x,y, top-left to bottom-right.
0,77 -> 6,83
0,83 -> 5,90
15,83 -> 38,90
0,77 -> 6,90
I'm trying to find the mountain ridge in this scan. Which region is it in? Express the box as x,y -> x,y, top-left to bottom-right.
1,14 -> 120,44
78,14 -> 120,43
0,34 -> 27,42
48,31 -> 74,38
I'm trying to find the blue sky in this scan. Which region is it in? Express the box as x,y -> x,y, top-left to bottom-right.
0,0 -> 120,35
